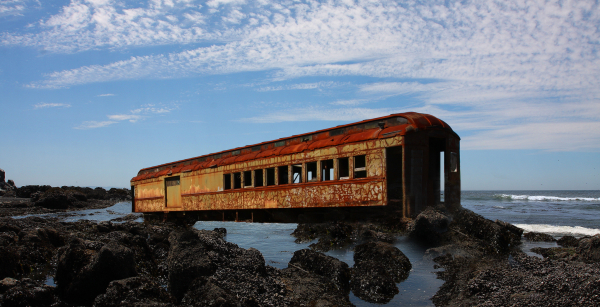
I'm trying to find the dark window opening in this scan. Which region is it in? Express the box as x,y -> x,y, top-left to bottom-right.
275,141 -> 285,147
233,172 -> 242,189
354,155 -> 367,178
243,170 -> 252,187
266,168 -> 276,186
224,174 -> 231,190
306,162 -> 317,182
321,160 -> 334,181
255,169 -> 264,187
338,157 -> 349,179
329,128 -> 345,136
278,165 -> 289,185
292,164 -> 302,183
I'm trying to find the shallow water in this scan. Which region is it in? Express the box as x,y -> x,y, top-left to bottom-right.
194,221 -> 443,306
13,201 -> 143,223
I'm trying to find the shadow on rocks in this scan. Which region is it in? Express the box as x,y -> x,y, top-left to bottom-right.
56,238 -> 137,305
94,276 -> 176,307
350,242 -> 411,304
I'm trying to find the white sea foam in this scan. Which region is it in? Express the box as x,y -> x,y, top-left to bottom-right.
515,224 -> 600,237
497,194 -> 600,202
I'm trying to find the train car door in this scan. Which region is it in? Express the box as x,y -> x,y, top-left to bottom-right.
165,176 -> 182,208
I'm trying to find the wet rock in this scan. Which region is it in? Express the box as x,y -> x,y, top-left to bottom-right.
35,188 -> 73,209
56,238 -> 137,305
350,263 -> 398,304
433,251 -> 600,306
15,185 -> 51,198
96,221 -> 113,233
408,208 -> 450,245
0,277 -> 18,292
289,248 -> 350,292
180,277 -> 239,307
19,227 -> 65,247
167,229 -> 216,301
66,189 -> 88,201
577,234 -> 600,263
523,231 -> 556,242
451,208 -> 522,254
213,227 -> 227,238
278,267 -> 354,307
424,244 -> 475,260
350,241 -> 410,303
354,241 -> 411,282
557,235 -> 579,247
0,278 -> 55,307
0,231 -> 17,247
530,247 -> 578,261
357,228 -> 395,243
93,276 -> 175,307
0,247 -> 21,279
292,222 -> 355,251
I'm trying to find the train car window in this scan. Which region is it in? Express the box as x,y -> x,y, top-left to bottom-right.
321,160 -> 334,181
354,155 -> 367,178
338,157 -> 349,179
292,164 -> 303,183
233,172 -> 242,189
255,169 -> 264,187
224,174 -> 231,190
266,168 -> 276,186
278,165 -> 289,185
306,162 -> 317,182
243,171 -> 252,187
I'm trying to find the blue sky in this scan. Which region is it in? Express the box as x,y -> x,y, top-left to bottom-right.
1,0 -> 599,190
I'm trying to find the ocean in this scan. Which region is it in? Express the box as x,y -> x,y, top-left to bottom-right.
16,190 -> 600,306
461,190 -> 600,237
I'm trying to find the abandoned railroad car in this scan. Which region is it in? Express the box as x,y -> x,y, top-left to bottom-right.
131,112 -> 460,223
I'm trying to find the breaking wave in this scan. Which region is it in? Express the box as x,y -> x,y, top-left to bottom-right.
515,224 -> 600,237
495,194 -> 600,202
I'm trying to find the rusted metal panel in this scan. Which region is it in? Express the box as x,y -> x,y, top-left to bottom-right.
180,179 -> 385,211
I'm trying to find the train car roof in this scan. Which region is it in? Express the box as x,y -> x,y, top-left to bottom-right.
131,112 -> 457,182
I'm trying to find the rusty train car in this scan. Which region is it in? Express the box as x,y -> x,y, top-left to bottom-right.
131,112 -> 460,223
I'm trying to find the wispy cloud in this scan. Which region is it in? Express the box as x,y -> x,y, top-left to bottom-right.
256,81 -> 343,92
241,107 -> 401,124
75,120 -> 117,129
75,103 -> 175,129
0,0 -> 38,17
97,93 -> 114,97
107,114 -> 141,122
33,102 -> 70,109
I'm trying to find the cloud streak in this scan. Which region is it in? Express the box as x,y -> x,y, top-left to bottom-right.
74,103 -> 174,128
33,102 -> 71,109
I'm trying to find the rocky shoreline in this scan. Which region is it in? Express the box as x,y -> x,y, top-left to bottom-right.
1,185 -> 599,306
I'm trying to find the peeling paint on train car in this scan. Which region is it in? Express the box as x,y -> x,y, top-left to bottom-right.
131,112 -> 461,222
